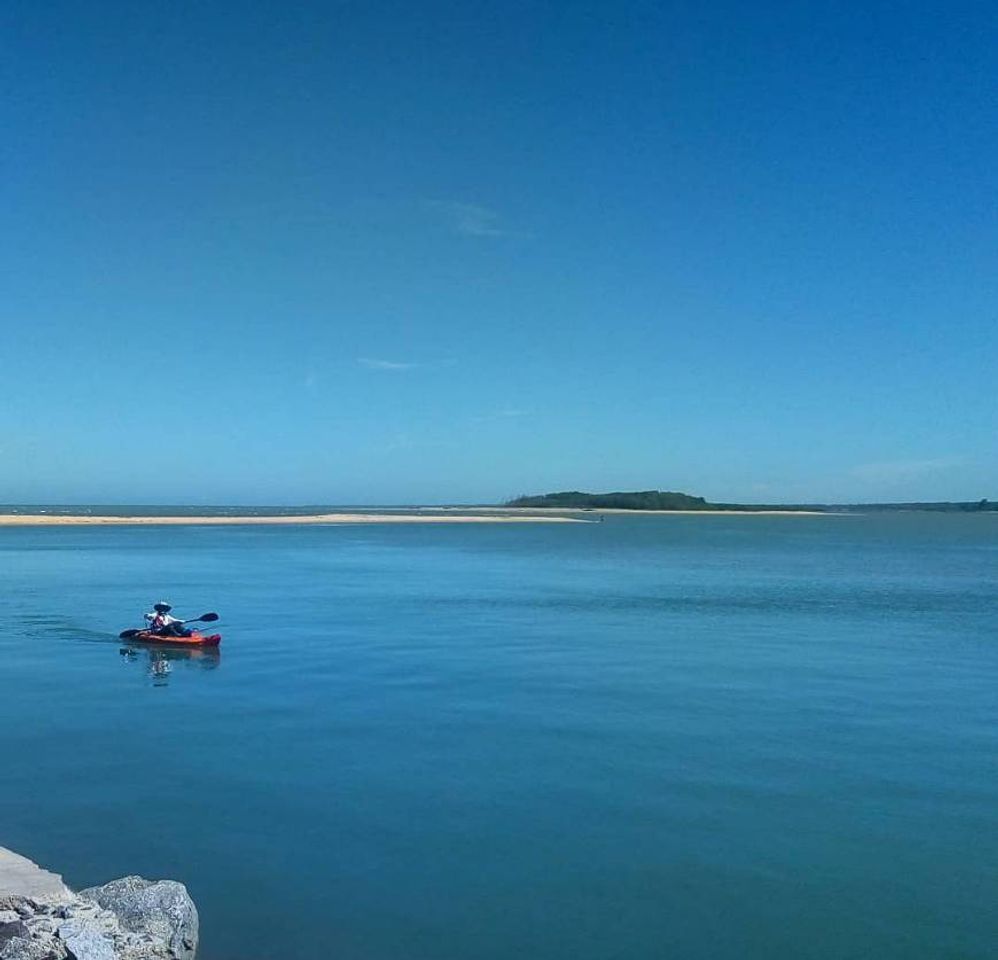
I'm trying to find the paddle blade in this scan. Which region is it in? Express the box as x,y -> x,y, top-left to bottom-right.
119,629 -> 142,639
198,612 -> 219,622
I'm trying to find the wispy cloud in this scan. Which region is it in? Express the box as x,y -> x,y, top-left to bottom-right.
358,357 -> 418,371
470,407 -> 529,424
429,201 -> 522,238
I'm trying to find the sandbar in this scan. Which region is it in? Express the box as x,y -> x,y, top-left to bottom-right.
0,513 -> 583,526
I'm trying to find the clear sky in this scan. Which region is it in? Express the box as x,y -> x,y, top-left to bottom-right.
3,1 -> 996,504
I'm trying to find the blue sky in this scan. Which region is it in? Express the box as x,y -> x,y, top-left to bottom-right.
2,0 -> 996,504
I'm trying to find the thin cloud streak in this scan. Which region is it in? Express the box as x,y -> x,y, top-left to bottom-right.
428,201 -> 524,238
452,203 -> 506,237
470,407 -> 529,424
358,357 -> 418,371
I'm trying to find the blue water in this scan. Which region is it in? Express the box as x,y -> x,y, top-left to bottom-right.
1,515 -> 996,959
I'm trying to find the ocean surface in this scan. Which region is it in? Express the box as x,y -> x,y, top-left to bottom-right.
1,514 -> 996,960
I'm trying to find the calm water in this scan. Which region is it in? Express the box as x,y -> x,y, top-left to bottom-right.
1,515 -> 996,959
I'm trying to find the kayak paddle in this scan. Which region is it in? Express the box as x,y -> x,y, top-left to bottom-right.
183,612 -> 219,624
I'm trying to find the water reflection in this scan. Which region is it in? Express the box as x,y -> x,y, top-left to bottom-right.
119,644 -> 221,686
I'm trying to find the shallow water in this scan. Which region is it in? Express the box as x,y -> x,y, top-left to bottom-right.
1,514 -> 996,959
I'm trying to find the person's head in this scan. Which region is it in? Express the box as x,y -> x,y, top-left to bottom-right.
153,602 -> 172,613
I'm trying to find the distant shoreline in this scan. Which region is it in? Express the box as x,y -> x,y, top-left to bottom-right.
0,509 -> 832,525
0,512 -> 584,526
491,507 -> 833,516
2,506 -> 990,525
504,490 -> 997,514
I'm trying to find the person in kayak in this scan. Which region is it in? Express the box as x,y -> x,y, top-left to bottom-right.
144,602 -> 188,637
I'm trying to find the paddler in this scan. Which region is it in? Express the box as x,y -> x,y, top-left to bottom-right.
144,601 -> 187,637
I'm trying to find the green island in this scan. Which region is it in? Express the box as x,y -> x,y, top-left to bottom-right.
505,491 -> 997,513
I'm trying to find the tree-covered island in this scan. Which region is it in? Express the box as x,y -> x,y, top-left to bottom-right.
507,491 -> 718,510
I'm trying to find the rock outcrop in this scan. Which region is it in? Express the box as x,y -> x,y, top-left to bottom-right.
80,879 -> 197,960
0,849 -> 197,960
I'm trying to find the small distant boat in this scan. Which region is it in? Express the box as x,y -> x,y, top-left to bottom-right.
125,630 -> 222,648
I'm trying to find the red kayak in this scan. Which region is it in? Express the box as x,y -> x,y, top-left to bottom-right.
128,630 -> 222,648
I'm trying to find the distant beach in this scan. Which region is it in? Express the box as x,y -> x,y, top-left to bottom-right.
0,508 -> 845,526
0,512 -> 583,526
0,508 -> 839,525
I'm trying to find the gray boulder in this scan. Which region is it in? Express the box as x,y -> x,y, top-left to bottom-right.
1,909 -> 68,960
56,919 -> 116,960
79,880 -> 196,960
0,928 -> 68,960
0,922 -> 29,945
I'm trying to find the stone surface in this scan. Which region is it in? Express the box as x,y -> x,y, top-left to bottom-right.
0,852 -> 71,903
57,919 -> 116,960
0,922 -> 30,945
79,879 -> 197,960
0,931 -> 68,960
24,919 -> 55,939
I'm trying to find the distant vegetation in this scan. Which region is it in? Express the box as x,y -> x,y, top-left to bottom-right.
508,490 -> 721,510
505,491 -> 997,513
814,499 -> 997,513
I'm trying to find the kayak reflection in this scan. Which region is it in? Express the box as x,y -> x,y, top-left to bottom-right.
119,643 -> 221,686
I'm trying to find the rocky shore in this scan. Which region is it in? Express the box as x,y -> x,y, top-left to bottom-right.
0,848 -> 197,960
